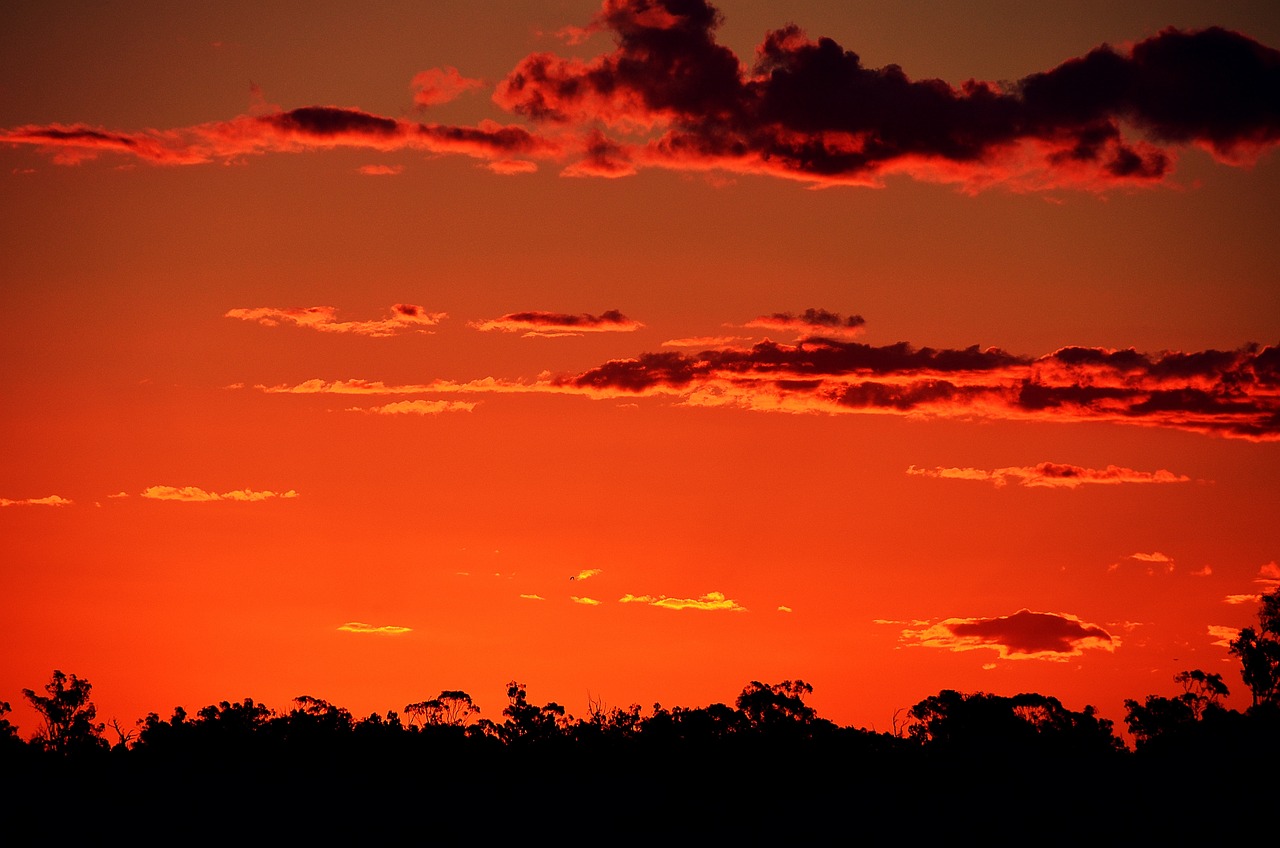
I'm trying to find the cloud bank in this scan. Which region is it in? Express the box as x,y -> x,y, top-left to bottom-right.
251,334 -> 1280,441
5,1 -> 1278,191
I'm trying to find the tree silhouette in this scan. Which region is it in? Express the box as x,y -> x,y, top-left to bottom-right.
735,680 -> 818,730
1124,669 -> 1230,749
404,690 -> 479,728
21,670 -> 107,755
500,681 -> 567,743
1229,586 -> 1280,710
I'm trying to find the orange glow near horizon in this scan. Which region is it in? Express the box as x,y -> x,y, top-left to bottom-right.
2,0 -> 1279,742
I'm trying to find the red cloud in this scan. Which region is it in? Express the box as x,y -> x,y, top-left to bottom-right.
5,3 -> 1277,192
552,338 -> 1280,441
470,309 -> 644,337
900,609 -> 1116,660
411,67 -> 484,107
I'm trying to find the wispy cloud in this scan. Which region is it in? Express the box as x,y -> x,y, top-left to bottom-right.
411,66 -> 484,107
140,486 -> 298,502
519,593 -> 545,601
898,609 -> 1115,660
745,309 -> 865,339
1109,551 -> 1176,575
1208,624 -> 1241,646
571,568 -> 602,581
356,163 -> 404,176
907,462 -> 1191,488
661,335 -> 750,348
337,621 -> 412,634
572,596 -> 602,605
225,303 -> 445,337
619,590 -> 746,612
470,309 -> 643,337
347,400 -> 476,415
1,495 -> 73,507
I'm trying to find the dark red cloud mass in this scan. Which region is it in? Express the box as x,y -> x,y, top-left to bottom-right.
899,609 -> 1116,659
555,337 -> 1280,440
4,0 -> 1277,190
496,0 -> 1280,187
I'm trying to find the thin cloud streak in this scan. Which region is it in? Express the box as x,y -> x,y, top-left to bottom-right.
906,462 -> 1191,488
348,400 -> 476,415
226,304 -> 446,337
1,495 -> 73,507
470,309 -> 643,337
619,590 -> 746,611
337,622 -> 412,634
745,309 -> 866,338
140,486 -> 299,502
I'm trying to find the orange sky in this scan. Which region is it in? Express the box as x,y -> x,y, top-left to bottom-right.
3,0 -> 1279,740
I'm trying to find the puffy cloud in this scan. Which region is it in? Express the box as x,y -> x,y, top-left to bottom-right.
907,462 -> 1190,488
470,309 -> 644,337
337,622 -> 412,634
899,609 -> 1115,660
619,590 -> 746,611
411,67 -> 484,107
572,596 -> 602,605
348,400 -> 476,415
493,1 -> 1280,189
225,304 -> 445,337
1,495 -> 73,507
745,308 -> 866,338
140,486 -> 298,502
1208,624 -> 1242,647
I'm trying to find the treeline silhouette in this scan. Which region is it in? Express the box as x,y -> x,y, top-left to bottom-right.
4,588 -> 1278,841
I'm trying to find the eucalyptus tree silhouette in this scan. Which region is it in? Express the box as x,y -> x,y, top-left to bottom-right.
404,691 -> 479,728
21,670 -> 107,755
1230,586 -> 1280,710
1124,669 -> 1230,749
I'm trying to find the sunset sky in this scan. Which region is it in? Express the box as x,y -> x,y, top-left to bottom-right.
3,0 -> 1278,739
